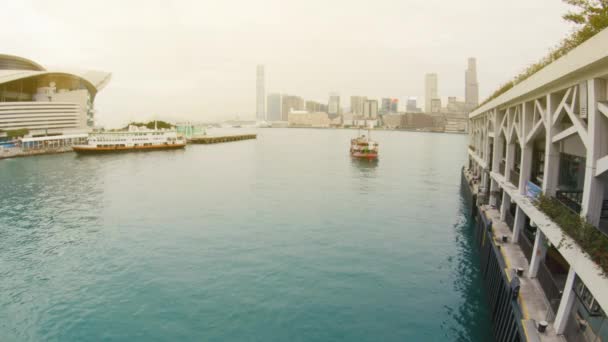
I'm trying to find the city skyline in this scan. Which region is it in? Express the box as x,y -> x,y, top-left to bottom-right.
1,0 -> 575,127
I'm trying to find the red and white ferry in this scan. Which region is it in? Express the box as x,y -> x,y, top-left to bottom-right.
350,129 -> 379,159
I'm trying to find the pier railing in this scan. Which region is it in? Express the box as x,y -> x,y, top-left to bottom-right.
476,211 -> 527,341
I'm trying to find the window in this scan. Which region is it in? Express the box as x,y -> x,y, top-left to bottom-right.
559,153 -> 586,190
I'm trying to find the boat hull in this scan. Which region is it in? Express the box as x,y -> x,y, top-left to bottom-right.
351,152 -> 378,159
72,144 -> 186,154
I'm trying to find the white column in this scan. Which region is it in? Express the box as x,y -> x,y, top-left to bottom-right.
512,207 -> 525,243
528,229 -> 547,278
519,144 -> 533,195
500,191 -> 510,222
504,141 -> 513,181
543,93 -> 560,196
581,79 -> 607,226
554,267 -> 576,334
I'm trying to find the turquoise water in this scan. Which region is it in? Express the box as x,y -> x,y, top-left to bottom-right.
0,129 -> 492,341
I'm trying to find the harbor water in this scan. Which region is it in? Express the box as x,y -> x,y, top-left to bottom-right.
0,128 -> 492,341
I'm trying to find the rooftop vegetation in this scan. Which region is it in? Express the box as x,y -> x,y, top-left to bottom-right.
478,0 -> 608,108
537,195 -> 608,277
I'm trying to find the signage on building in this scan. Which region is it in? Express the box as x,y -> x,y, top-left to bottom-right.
525,181 -> 541,200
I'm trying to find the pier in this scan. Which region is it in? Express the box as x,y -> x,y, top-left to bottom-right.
465,27 -> 608,342
187,134 -> 256,144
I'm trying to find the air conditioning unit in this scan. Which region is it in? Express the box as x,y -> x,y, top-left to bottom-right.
579,81 -> 588,119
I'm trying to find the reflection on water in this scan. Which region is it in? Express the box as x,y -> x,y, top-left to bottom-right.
350,157 -> 378,175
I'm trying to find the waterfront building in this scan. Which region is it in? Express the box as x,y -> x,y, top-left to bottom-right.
380,98 -> 391,114
363,99 -> 378,118
281,95 -> 304,121
465,57 -> 479,112
466,28 -> 608,341
0,54 -> 111,136
350,96 -> 367,115
425,73 -> 438,113
446,96 -> 466,113
305,100 -> 326,113
390,99 -> 398,113
288,111 -> 339,128
256,65 -> 266,121
430,98 -> 442,114
267,93 -> 282,122
328,93 -> 340,118
406,97 -> 421,113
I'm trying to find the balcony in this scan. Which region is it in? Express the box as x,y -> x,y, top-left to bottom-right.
555,190 -> 583,214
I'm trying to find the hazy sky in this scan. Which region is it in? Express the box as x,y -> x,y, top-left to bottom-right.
2,0 -> 575,127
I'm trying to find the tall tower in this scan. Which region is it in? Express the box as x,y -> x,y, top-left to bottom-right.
328,92 -> 340,118
256,65 -> 265,121
425,73 -> 438,113
465,58 -> 479,111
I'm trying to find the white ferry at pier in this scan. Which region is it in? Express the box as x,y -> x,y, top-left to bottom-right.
73,126 -> 186,154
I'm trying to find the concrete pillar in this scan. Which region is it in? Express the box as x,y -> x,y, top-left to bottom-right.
554,267 -> 576,334
582,79 -> 607,226
528,229 -> 547,278
504,140 -> 513,181
500,191 -> 510,222
543,93 -> 560,196
512,206 -> 525,243
519,144 -> 533,195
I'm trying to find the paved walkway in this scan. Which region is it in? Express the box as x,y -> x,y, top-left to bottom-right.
481,205 -> 565,342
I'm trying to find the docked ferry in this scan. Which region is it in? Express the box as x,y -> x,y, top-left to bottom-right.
73,126 -> 186,154
350,130 -> 379,159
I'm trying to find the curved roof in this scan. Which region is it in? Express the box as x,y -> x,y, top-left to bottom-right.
0,69 -> 112,97
0,54 -> 45,71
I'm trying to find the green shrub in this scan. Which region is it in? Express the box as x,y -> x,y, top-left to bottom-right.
537,195 -> 608,276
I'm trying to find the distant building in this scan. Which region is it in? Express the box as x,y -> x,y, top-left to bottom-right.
288,111 -> 340,128
305,100 -> 326,113
446,96 -> 466,113
381,98 -> 391,114
328,93 -> 340,118
363,99 -> 378,118
390,98 -> 398,113
406,97 -> 421,113
430,98 -> 442,114
256,65 -> 265,121
425,73 -> 438,113
267,93 -> 282,121
380,113 -> 434,129
465,58 -> 479,112
281,95 -> 304,121
350,96 -> 367,115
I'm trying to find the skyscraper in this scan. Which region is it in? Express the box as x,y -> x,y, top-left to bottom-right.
425,73 -> 438,113
328,93 -> 340,118
363,100 -> 378,118
267,93 -> 282,121
281,95 -> 305,121
380,98 -> 391,114
256,65 -> 265,121
350,96 -> 367,115
390,99 -> 398,113
406,97 -> 419,112
465,58 -> 479,111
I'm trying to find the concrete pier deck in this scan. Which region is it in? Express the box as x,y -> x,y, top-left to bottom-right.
480,205 -> 565,342
187,134 -> 256,144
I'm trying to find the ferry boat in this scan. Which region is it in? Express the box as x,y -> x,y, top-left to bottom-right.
72,126 -> 186,154
350,129 -> 379,159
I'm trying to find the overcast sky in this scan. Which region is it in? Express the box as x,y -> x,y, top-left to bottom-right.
2,0 -> 575,127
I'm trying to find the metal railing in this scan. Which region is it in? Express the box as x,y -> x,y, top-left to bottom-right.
555,190 -> 583,214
